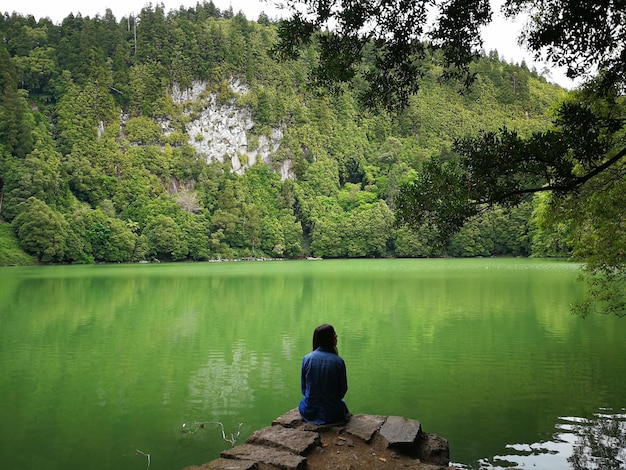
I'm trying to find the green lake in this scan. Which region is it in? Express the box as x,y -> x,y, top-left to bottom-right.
1,258 -> 624,469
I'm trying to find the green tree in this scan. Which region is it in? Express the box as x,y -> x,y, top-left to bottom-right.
134,4 -> 169,65
83,208 -> 136,262
310,215 -> 346,258
55,78 -> 117,154
345,201 -> 394,257
180,214 -> 211,261
530,193 -> 572,258
303,156 -> 340,197
394,224 -> 443,258
12,197 -> 69,262
1,121 -> 63,220
12,46 -> 58,101
128,61 -> 168,116
0,41 -> 34,158
280,211 -> 304,258
143,214 -> 188,261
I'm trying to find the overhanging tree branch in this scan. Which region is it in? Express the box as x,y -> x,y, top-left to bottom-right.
485,145 -> 626,203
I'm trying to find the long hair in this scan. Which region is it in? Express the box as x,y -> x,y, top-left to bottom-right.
312,324 -> 337,354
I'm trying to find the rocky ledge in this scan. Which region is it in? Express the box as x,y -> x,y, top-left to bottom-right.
185,409 -> 453,470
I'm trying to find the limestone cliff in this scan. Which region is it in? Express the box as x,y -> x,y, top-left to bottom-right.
167,79 -> 293,179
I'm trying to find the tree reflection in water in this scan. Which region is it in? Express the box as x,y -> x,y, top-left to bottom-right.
568,410 -> 626,470
465,409 -> 626,469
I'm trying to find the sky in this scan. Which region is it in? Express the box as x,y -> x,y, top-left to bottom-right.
2,0 -> 579,89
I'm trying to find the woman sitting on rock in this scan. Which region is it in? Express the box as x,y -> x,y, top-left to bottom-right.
298,324 -> 350,425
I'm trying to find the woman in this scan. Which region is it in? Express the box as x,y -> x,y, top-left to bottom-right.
298,324 -> 350,425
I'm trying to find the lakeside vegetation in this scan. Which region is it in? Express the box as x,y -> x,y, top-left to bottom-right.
0,224 -> 35,265
1,2 -> 571,265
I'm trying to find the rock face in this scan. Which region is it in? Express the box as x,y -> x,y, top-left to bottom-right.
184,409 -> 451,470
120,79 -> 295,180
168,80 -> 290,178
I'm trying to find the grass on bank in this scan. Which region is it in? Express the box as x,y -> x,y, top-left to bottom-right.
0,223 -> 37,266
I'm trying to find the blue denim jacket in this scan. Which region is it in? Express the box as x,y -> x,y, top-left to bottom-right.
298,347 -> 349,424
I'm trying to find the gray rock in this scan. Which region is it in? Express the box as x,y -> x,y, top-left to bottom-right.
415,432 -> 450,466
345,414 -> 386,442
246,425 -> 320,455
221,443 -> 306,470
272,408 -> 304,428
379,415 -> 422,448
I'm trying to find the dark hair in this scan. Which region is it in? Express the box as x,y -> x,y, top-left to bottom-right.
312,324 -> 337,354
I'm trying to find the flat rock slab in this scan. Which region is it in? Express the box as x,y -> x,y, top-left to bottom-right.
345,414 -> 386,442
379,415 -> 422,448
272,408 -> 303,429
246,425 -> 320,455
195,457 -> 258,469
221,443 -> 306,470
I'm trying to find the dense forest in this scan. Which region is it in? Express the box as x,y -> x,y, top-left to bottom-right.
0,1 -> 570,265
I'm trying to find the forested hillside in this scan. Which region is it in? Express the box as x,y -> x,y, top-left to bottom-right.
0,1 -> 569,264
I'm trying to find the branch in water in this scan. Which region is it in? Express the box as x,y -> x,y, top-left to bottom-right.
181,421 -> 244,447
135,449 -> 151,470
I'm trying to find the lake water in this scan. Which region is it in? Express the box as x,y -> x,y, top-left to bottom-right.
0,259 -> 624,470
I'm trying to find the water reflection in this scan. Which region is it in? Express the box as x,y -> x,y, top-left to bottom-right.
467,409 -> 626,469
187,344 -> 257,417
569,410 -> 626,470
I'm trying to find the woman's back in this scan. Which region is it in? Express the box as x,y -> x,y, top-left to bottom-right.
298,325 -> 349,425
